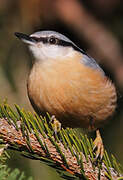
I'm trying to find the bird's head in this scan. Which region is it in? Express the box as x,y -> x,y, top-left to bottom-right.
14,31 -> 82,62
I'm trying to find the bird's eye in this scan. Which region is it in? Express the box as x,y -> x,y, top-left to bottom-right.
48,37 -> 58,44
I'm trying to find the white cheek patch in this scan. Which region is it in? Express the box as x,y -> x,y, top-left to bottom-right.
29,43 -> 75,61
29,45 -> 45,61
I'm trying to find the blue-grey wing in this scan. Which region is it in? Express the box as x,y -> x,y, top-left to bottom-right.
80,54 -> 105,75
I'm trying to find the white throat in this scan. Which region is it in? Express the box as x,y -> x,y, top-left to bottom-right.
29,43 -> 75,62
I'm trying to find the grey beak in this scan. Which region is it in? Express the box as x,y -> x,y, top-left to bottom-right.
14,32 -> 35,44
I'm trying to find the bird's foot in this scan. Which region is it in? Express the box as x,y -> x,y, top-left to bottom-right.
93,130 -> 104,160
50,115 -> 61,135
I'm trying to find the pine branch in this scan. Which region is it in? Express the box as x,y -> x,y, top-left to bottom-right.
0,102 -> 122,180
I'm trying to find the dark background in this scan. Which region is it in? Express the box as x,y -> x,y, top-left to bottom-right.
0,0 -> 123,179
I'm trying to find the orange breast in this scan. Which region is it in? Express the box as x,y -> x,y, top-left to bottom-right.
27,54 -> 117,130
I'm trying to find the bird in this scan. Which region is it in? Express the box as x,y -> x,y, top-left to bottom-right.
15,30 -> 117,159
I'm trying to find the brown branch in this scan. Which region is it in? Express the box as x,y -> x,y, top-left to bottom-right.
0,118 -> 121,179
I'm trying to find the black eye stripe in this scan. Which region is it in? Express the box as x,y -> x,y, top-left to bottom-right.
41,37 -> 48,43
31,36 -> 71,46
30,36 -> 85,54
31,37 -> 48,43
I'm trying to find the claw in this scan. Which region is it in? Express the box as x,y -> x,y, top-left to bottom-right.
93,130 -> 104,160
50,115 -> 61,135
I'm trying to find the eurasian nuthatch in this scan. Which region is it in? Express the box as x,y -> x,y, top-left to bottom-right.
15,31 -> 117,158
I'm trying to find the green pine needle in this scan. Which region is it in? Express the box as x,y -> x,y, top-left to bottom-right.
0,102 -> 122,179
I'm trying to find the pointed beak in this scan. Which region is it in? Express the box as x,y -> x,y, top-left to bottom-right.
14,32 -> 35,45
